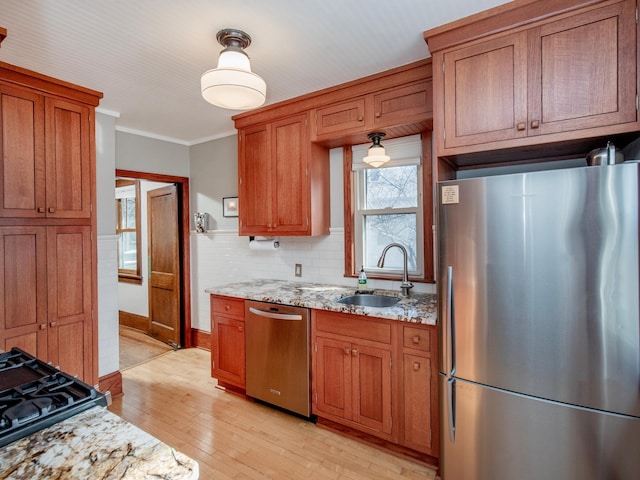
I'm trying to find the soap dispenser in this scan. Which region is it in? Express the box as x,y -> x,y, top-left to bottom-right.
358,266 -> 368,291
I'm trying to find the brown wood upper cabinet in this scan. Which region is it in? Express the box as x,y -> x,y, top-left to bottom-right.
0,84 -> 92,218
237,112 -> 330,236
312,80 -> 433,142
425,0 -> 638,159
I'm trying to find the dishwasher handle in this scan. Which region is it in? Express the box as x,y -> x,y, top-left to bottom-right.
248,307 -> 303,321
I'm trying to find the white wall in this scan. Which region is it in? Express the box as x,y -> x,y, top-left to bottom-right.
95,112 -> 119,377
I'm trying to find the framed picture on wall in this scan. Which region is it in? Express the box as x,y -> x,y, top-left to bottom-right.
223,196 -> 239,217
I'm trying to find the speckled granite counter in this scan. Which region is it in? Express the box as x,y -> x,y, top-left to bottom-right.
0,407 -> 198,479
205,279 -> 437,325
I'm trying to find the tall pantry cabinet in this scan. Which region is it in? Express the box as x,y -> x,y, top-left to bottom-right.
0,61 -> 102,386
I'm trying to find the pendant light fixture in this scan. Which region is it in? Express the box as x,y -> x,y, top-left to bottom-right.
363,132 -> 391,167
201,29 -> 267,110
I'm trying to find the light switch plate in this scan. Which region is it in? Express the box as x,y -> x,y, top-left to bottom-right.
295,264 -> 302,277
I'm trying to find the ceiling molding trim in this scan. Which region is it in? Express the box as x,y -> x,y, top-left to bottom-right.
96,107 -> 121,118
188,130 -> 238,146
115,125 -> 190,146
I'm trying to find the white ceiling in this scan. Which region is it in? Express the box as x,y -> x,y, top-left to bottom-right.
0,0 -> 510,145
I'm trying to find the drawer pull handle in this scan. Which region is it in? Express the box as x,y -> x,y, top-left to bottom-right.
413,361 -> 421,371
412,335 -> 420,344
516,122 -> 526,131
530,120 -> 540,129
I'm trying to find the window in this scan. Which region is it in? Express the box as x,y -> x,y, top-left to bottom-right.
115,179 -> 142,283
346,134 -> 429,281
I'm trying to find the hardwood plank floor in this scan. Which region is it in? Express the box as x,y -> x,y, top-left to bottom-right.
109,347 -> 437,480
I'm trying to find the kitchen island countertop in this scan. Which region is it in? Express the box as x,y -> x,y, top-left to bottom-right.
0,406 -> 198,479
205,279 -> 437,325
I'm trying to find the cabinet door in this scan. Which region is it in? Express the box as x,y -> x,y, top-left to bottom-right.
272,114 -> 309,234
402,353 -> 432,453
314,98 -> 366,138
0,85 -> 46,218
239,123 -> 273,234
0,226 -> 47,358
373,80 -> 433,129
314,336 -> 353,419
46,226 -> 93,382
352,343 -> 392,435
212,316 -> 246,388
528,0 -> 637,136
442,32 -> 528,149
45,98 -> 92,219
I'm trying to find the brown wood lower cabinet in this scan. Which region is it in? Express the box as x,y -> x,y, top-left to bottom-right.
312,309 -> 439,460
210,295 -> 245,390
0,225 -> 93,382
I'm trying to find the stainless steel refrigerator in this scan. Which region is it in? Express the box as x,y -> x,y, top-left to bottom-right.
437,162 -> 640,480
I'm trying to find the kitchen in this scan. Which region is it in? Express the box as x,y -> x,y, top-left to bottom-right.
1,0 -> 640,478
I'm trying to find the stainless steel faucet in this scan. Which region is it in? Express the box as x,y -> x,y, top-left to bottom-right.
377,243 -> 414,296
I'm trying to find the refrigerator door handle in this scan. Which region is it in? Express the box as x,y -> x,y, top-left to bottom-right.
447,377 -> 456,442
445,265 -> 456,376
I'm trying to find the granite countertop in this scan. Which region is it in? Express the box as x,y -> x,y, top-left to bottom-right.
0,407 -> 198,480
205,279 -> 437,325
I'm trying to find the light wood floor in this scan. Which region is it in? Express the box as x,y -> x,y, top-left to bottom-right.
109,348 -> 437,480
119,325 -> 173,370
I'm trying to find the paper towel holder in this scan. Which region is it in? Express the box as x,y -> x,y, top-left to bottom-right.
249,236 -> 280,249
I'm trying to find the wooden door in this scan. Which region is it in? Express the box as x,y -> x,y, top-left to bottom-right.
0,226 -> 47,357
314,336 -> 352,419
527,0 -> 637,136
352,343 -> 392,435
148,184 -> 181,347
44,98 -> 91,218
272,114 -> 309,234
238,123 -> 272,235
442,31 -> 528,149
0,84 -> 45,218
46,226 -> 93,382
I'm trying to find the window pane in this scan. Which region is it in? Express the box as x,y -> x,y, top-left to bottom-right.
363,213 -> 417,270
124,197 -> 136,229
364,166 -> 417,209
118,232 -> 137,270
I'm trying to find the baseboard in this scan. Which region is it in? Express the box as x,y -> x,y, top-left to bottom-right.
192,328 -> 211,351
99,370 -> 123,399
119,310 -> 148,331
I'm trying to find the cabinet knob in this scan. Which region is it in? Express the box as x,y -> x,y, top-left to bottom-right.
375,112 -> 381,118
516,122 -> 526,131
357,116 -> 363,122
351,349 -> 359,357
344,346 -> 351,356
413,361 -> 421,371
224,304 -> 231,310
39,324 -> 46,330
530,120 -> 540,129
238,326 -> 243,332
48,207 -> 56,213
50,321 -> 57,327
412,335 -> 420,344
38,207 -> 46,213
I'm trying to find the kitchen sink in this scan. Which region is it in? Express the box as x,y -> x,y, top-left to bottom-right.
337,294 -> 400,308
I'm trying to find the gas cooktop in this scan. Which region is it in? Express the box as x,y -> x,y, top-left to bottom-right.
0,347 -> 108,448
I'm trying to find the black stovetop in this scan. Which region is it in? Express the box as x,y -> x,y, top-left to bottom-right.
0,347 -> 107,448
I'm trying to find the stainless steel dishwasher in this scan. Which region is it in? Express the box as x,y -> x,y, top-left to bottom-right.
245,300 -> 311,418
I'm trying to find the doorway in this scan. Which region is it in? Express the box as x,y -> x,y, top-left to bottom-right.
115,169 -> 192,355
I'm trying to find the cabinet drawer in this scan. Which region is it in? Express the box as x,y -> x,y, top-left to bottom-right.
211,296 -> 245,319
314,98 -> 366,137
315,310 -> 391,344
403,325 -> 431,352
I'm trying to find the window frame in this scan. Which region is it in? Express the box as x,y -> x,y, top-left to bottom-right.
343,132 -> 434,283
116,178 -> 142,284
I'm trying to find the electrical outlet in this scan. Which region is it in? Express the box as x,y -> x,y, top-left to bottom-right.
295,264 -> 302,277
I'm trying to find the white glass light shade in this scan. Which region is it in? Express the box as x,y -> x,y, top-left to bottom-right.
363,145 -> 391,168
201,50 -> 266,110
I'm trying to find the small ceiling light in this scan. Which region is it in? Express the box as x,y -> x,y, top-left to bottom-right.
363,132 -> 391,168
201,29 -> 267,110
